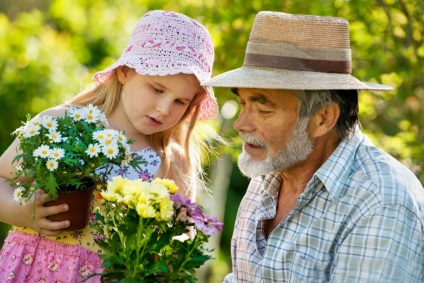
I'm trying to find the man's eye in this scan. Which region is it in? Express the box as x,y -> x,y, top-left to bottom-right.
258,108 -> 272,114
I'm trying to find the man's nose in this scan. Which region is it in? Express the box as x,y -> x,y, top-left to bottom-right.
234,110 -> 254,133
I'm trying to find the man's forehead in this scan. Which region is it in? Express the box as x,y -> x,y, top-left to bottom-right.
237,88 -> 298,104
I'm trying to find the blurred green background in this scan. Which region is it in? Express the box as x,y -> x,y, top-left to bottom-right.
1,0 -> 423,282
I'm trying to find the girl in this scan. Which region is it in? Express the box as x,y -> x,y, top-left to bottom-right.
0,10 -> 218,282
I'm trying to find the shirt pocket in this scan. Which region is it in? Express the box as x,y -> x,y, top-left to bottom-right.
289,251 -> 331,282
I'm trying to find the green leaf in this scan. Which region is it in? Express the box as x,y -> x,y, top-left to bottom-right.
144,261 -> 170,276
182,254 -> 212,269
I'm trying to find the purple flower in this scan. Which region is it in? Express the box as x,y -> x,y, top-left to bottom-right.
171,193 -> 223,236
192,214 -> 223,236
171,193 -> 202,215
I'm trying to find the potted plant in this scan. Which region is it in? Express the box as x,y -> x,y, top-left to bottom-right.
8,104 -> 143,230
89,176 -> 223,282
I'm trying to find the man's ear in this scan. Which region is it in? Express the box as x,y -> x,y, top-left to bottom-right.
117,66 -> 132,84
310,103 -> 340,138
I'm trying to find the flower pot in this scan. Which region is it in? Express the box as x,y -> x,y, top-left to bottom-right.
45,186 -> 95,231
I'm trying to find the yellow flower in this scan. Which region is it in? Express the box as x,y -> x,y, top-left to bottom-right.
121,180 -> 144,207
152,178 -> 179,194
148,182 -> 171,200
101,176 -> 131,202
136,202 -> 156,218
156,198 -> 174,221
137,192 -> 149,204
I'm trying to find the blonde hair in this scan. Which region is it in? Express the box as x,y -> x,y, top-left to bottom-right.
65,70 -> 212,198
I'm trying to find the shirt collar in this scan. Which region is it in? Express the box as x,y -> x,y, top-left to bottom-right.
313,129 -> 365,202
261,172 -> 281,198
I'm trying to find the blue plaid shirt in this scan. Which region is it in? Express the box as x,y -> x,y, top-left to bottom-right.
224,130 -> 424,283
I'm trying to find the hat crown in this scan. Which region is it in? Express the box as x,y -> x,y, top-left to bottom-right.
244,12 -> 353,75
93,10 -> 218,120
251,12 -> 350,49
121,10 -> 214,82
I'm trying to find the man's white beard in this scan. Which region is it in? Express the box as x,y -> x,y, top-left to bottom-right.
237,116 -> 314,178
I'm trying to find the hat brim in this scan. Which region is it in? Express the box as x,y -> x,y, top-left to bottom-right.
203,66 -> 393,91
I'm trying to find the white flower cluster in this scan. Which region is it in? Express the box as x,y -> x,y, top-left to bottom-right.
10,104 -> 141,205
14,105 -> 133,173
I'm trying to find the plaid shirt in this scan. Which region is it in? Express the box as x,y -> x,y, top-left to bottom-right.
224,130 -> 424,283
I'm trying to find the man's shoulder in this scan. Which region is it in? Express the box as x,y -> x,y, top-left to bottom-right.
354,135 -> 422,188
349,134 -> 424,214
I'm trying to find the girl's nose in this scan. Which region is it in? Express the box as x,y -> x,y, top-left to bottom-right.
156,99 -> 171,116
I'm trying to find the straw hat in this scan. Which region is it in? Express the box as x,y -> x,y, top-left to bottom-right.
93,10 -> 218,121
204,11 -> 392,91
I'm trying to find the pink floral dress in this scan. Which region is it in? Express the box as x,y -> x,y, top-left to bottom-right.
0,147 -> 161,282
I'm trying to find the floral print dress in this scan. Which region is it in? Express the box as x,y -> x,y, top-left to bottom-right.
0,147 -> 161,283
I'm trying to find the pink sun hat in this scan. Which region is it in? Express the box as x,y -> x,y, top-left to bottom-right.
93,10 -> 218,121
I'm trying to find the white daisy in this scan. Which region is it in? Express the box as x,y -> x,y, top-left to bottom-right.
50,148 -> 65,160
104,129 -> 118,139
86,104 -> 99,115
46,159 -> 58,171
103,138 -> 117,147
34,145 -> 51,158
42,116 -> 58,131
84,106 -> 100,123
117,131 -> 128,144
93,130 -> 107,144
29,117 -> 42,127
102,144 -> 119,159
69,108 -> 85,121
47,131 -> 62,143
86,143 -> 101,157
12,186 -> 25,203
23,124 -> 40,138
20,197 -> 30,206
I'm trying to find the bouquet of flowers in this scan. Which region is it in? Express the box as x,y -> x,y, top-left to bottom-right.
9,104 -> 142,204
91,176 -> 223,282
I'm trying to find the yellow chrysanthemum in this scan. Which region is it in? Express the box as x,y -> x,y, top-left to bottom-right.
136,202 -> 156,218
156,198 -> 174,221
121,181 -> 144,207
137,192 -> 149,205
101,176 -> 131,202
152,178 -> 179,194
148,183 -> 171,200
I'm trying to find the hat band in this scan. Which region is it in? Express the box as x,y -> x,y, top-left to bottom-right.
244,53 -> 351,74
243,41 -> 352,74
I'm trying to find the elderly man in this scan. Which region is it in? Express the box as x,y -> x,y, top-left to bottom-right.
204,11 -> 424,283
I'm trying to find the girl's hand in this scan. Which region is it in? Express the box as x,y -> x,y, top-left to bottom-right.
25,193 -> 70,236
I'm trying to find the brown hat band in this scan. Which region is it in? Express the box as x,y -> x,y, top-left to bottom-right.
243,41 -> 352,74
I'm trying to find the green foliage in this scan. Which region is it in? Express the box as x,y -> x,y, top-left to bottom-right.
90,178 -> 222,282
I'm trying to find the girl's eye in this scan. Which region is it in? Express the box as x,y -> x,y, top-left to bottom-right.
175,99 -> 185,105
152,87 -> 163,94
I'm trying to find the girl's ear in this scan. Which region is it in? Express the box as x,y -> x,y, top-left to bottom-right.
117,66 -> 132,84
310,103 -> 340,138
